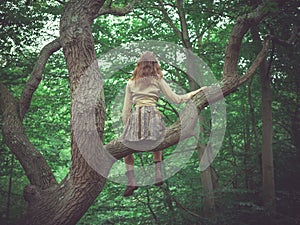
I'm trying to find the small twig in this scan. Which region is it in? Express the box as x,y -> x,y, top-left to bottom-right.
54,0 -> 65,5
146,188 -> 160,225
162,186 -> 206,221
95,0 -> 137,17
267,26 -> 300,46
156,0 -> 182,39
158,98 -> 180,117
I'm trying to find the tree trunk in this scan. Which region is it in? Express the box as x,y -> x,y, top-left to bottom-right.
18,1 -> 109,224
198,144 -> 216,215
247,78 -> 262,179
6,155 -> 14,220
260,59 -> 275,210
243,104 -> 253,190
291,68 -> 300,160
251,27 -> 275,210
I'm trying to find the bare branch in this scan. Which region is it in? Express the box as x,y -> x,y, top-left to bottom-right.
160,186 -> 205,221
268,26 -> 300,46
191,19 -> 218,44
28,0 -> 65,5
95,0 -> 137,17
19,38 -> 61,120
156,0 -> 182,39
55,0 -> 65,4
172,196 -> 205,220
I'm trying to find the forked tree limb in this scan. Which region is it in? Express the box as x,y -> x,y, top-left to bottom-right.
19,38 -> 61,120
0,82 -> 58,189
0,38 -> 61,189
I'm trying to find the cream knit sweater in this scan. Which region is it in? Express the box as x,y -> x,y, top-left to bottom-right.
122,77 -> 200,124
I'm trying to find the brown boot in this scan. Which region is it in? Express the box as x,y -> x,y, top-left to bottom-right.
123,170 -> 138,197
154,161 -> 164,186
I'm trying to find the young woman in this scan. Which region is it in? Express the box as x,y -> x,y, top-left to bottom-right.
121,51 -> 206,197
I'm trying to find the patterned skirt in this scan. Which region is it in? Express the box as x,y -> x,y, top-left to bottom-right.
121,106 -> 166,151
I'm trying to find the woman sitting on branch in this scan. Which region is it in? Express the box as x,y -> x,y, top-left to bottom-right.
121,51 -> 207,197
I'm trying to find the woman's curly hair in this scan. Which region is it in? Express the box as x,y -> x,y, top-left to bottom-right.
131,51 -> 163,80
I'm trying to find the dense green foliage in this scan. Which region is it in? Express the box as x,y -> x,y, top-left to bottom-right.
1,0 -> 299,224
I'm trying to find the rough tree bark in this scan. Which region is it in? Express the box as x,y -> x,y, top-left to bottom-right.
0,1 -> 277,224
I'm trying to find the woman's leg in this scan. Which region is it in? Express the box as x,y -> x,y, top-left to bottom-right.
153,151 -> 162,162
152,151 -> 163,186
123,154 -> 138,197
124,154 -> 135,171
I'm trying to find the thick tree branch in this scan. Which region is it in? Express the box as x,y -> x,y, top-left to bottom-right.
238,39 -> 271,86
19,38 -> 61,120
95,0 -> 137,17
0,82 -> 58,189
222,4 -> 268,83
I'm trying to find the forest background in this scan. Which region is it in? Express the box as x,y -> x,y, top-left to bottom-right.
0,0 -> 299,224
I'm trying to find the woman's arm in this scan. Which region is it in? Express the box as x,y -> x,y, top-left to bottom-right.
159,78 -> 207,104
122,82 -> 133,124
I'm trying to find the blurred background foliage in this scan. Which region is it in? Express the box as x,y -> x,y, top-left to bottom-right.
0,0 -> 299,224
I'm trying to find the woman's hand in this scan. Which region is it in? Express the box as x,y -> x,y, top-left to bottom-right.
195,86 -> 208,94
190,86 -> 208,97
199,86 -> 208,91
